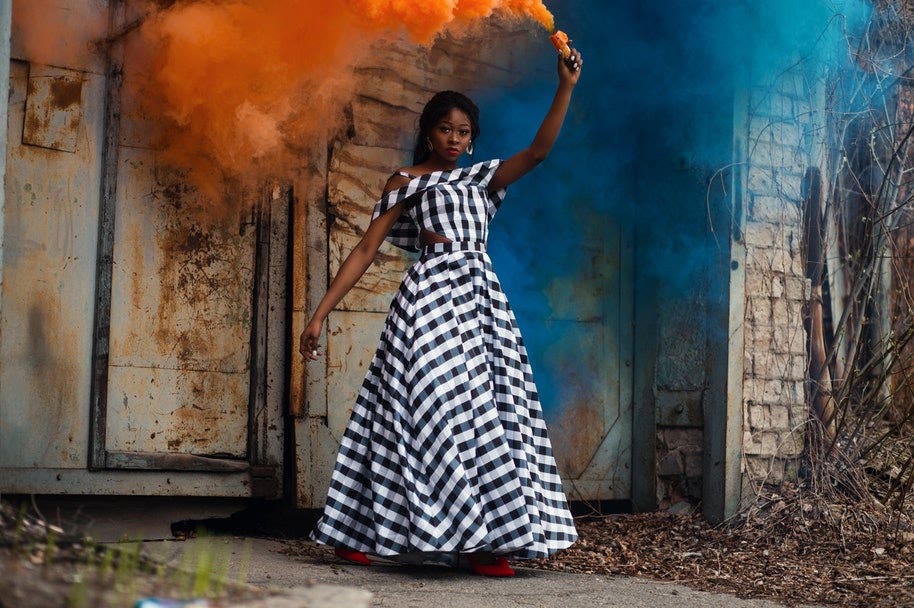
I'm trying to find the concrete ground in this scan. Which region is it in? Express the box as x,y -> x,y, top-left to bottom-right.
17,497 -> 822,608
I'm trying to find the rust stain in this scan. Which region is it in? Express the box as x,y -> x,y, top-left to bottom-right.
27,305 -> 51,370
22,73 -> 83,153
127,221 -> 146,331
549,400 -> 604,479
172,391 -> 227,451
150,168 -> 250,366
24,113 -> 47,141
538,323 -> 610,479
48,77 -> 82,109
112,165 -> 252,457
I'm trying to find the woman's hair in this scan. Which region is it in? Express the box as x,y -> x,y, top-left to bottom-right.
412,91 -> 480,165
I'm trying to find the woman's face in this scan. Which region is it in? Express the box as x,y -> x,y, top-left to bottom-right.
427,107 -> 473,164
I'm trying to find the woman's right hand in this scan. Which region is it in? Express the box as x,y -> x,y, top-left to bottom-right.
299,318 -> 324,361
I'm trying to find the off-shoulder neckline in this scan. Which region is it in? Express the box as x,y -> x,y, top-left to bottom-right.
391,160 -> 497,186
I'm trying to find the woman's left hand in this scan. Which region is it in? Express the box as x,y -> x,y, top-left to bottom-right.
558,47 -> 583,86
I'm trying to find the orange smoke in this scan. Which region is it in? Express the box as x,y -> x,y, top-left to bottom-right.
348,0 -> 555,41
126,0 -> 554,192
498,0 -> 556,31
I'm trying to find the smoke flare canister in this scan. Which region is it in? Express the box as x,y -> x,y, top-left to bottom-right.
550,30 -> 578,71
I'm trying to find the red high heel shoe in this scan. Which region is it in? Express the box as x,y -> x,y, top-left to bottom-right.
334,546 -> 371,565
468,555 -> 515,577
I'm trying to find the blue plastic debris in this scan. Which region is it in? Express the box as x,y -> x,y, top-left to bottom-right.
133,599 -> 210,608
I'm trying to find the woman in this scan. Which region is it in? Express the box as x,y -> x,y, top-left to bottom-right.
301,46 -> 583,577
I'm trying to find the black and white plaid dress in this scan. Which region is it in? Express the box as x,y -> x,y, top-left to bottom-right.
311,159 -> 578,560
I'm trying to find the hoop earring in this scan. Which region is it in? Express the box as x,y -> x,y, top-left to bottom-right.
466,142 -> 474,156
427,138 -> 433,151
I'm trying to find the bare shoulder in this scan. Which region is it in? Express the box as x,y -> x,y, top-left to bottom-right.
383,169 -> 413,193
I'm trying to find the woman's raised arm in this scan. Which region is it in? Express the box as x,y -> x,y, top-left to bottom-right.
487,48 -> 582,193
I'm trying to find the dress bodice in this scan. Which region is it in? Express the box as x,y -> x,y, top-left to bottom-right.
371,160 -> 507,252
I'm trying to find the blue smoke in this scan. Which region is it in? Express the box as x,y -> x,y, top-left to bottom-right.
476,0 -> 870,419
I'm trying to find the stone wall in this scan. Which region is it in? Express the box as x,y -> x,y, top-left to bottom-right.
654,298 -> 710,507
741,69 -> 816,488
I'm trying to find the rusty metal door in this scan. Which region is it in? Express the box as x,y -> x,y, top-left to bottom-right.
94,156 -> 258,471
0,59 -> 105,472
0,1 -> 284,497
89,159 -> 288,483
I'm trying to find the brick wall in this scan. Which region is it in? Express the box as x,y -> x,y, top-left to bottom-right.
741,69 -> 816,488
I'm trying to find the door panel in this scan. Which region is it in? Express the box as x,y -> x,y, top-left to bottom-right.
324,310 -> 387,443
2,4 -> 285,493
322,143 -> 413,443
103,148 -> 256,460
501,221 -> 633,501
104,366 -> 250,455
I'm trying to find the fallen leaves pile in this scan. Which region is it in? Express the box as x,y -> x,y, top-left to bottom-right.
522,484 -> 914,607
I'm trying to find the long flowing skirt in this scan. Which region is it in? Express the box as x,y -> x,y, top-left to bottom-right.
311,242 -> 577,560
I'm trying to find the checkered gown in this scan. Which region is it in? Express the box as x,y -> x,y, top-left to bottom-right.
311,159 -> 578,560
